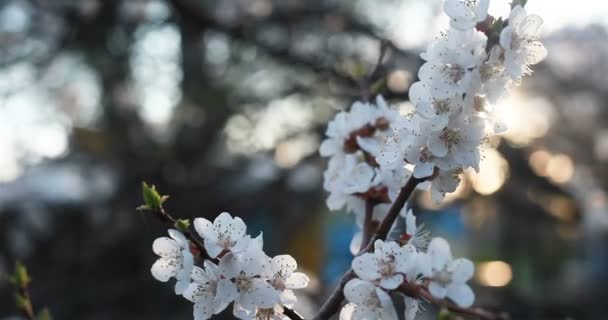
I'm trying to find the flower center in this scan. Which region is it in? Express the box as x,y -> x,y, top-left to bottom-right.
480,62 -> 504,82
255,308 -> 275,320
270,273 -> 286,290
235,272 -> 253,293
441,64 -> 465,84
473,95 -> 487,112
419,147 -> 433,163
218,232 -> 236,249
379,256 -> 396,277
440,128 -> 462,147
434,100 -> 451,115
363,293 -> 382,308
434,269 -> 453,287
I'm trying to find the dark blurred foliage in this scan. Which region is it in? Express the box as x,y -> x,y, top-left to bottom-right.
0,0 -> 607,319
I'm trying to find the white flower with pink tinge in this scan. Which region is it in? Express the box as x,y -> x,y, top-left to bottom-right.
216,247 -> 279,318
183,261 -> 227,320
340,278 -> 398,320
264,254 -> 310,308
444,0 -> 490,30
425,237 -> 475,307
151,229 -> 194,295
194,212 -> 251,258
500,5 -> 547,82
352,239 -> 417,290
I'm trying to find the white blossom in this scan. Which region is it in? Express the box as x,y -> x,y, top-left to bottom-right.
419,29 -> 486,99
216,247 -> 279,317
430,169 -> 463,203
151,229 -> 194,295
444,0 -> 490,30
352,239 -> 417,290
425,238 -> 475,307
183,261 -> 228,320
500,5 -> 547,81
264,255 -> 310,308
194,212 -> 251,258
321,97 -> 411,225
425,114 -> 485,171
340,279 -> 398,320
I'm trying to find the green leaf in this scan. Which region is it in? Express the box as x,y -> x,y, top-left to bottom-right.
175,219 -> 191,232
37,308 -> 53,320
141,182 -> 163,209
14,261 -> 30,287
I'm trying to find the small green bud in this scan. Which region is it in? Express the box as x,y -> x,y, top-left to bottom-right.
14,261 -> 30,287
37,308 -> 53,320
141,182 -> 165,209
15,293 -> 29,310
492,17 -> 505,34
438,308 -> 452,320
175,219 -> 191,232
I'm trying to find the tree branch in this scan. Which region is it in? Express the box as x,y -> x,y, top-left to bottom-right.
314,175 -> 426,320
146,205 -> 213,261
359,199 -> 375,252
398,283 -> 506,320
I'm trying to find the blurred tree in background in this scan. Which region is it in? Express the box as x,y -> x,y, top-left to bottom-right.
0,0 -> 607,319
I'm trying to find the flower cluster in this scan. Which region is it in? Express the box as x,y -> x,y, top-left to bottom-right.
150,212 -> 309,320
377,2 -> 546,202
320,96 -> 410,250
340,209 -> 475,320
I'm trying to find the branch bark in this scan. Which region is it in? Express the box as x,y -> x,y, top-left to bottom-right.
314,175 -> 426,320
398,283 -> 506,320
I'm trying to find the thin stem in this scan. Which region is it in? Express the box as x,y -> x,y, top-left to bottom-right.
398,283 -> 505,320
360,175 -> 426,252
283,307 -> 305,320
359,200 -> 375,252
17,284 -> 35,320
313,269 -> 355,320
314,175 -> 426,320
149,206 -> 213,261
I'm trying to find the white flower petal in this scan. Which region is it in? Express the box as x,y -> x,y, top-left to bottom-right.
285,272 -> 310,289
193,296 -> 215,320
152,237 -> 179,258
449,258 -> 475,283
428,281 -> 448,299
251,279 -> 280,308
272,255 -> 297,275
447,283 -> 475,307
217,279 -> 238,303
280,289 -> 298,308
352,253 -> 382,281
151,258 -> 178,282
379,273 -> 404,290
194,218 -> 217,241
376,287 -> 398,320
427,238 -> 452,269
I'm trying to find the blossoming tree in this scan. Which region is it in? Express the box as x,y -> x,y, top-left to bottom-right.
138,1 -> 546,319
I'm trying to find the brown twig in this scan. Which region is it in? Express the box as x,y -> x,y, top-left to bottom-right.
144,201 -> 303,319
398,283 -> 506,320
314,175 -> 426,320
359,199 -> 375,252
283,306 -> 305,320
147,205 -> 213,262
16,284 -> 35,320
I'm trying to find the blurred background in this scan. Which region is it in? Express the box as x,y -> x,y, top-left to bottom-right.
0,0 -> 607,319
